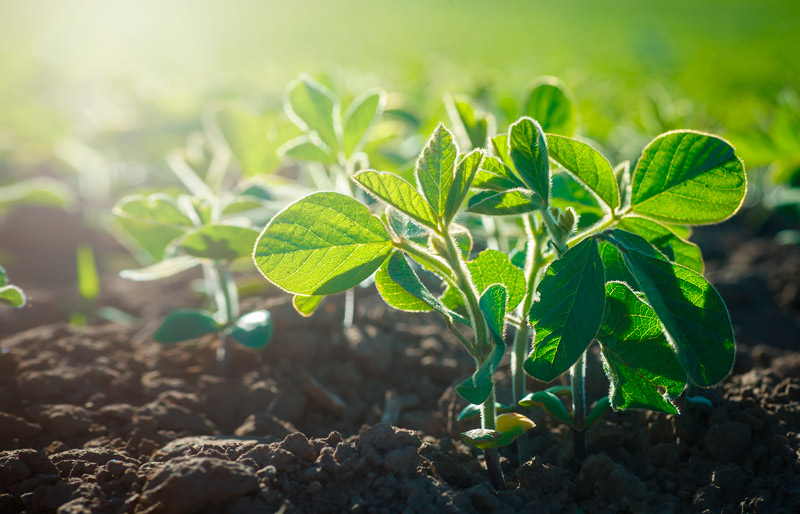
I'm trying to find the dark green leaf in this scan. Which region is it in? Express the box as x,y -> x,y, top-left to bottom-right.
229,310 -> 272,348
461,429 -> 503,450
153,310 -> 220,344
585,397 -> 611,426
254,192 -> 392,295
467,189 -> 542,216
607,229 -> 735,386
518,390 -> 573,424
525,238 -> 605,382
617,216 -> 703,272
457,402 -> 512,422
597,281 -> 686,414
631,131 -> 746,224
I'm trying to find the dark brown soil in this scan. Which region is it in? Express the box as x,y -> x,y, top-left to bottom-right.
1,211 -> 799,513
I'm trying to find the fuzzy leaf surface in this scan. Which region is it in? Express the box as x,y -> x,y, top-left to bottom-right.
631,131 -> 746,224
509,117 -> 550,202
353,171 -> 438,229
547,134 -> 619,209
446,149 -> 483,223
415,125 -> 457,219
467,189 -> 542,216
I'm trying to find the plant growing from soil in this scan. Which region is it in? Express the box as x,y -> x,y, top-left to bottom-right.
0,263 -> 25,308
470,108 -> 746,460
112,121 -> 280,375
279,74 -> 386,324
254,124 -> 536,489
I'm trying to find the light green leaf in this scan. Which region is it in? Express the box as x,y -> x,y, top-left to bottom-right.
353,170 -> 438,229
518,390 -> 573,424
76,245 -> 99,301
415,124 -> 457,219
509,117 -> 550,202
617,216 -> 703,272
456,284 -> 507,404
286,75 -> 339,154
0,285 -> 25,308
120,256 -> 200,281
216,106 -> 278,176
490,134 -> 514,169
280,136 -> 337,164
343,91 -> 384,157
254,192 -> 392,295
375,266 -> 432,313
630,131 -> 746,224
180,225 -> 261,261
472,155 -> 526,191
153,309 -> 220,344
525,238 -> 605,382
445,149 -> 483,223
467,189 -> 542,216
598,281 -> 686,414
382,252 -> 467,323
446,95 -> 492,150
293,295 -> 324,317
229,310 -> 272,348
607,229 -> 735,386
0,177 -> 73,210
444,249 -> 526,311
0,265 -> 6,286
115,194 -> 195,228
547,134 -> 619,209
113,216 -> 188,262
524,77 -> 578,136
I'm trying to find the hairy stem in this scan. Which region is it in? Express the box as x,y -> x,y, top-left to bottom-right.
571,351 -> 587,460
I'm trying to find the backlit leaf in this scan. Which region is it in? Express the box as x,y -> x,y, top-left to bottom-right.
343,91 -> 384,157
0,285 -> 25,308
286,75 -> 339,154
415,125 -> 457,219
353,170 -> 438,229
180,225 -> 261,261
509,117 -> 550,202
524,77 -> 578,136
547,134 -> 619,209
467,189 -> 542,216
617,216 -> 703,272
293,295 -> 324,317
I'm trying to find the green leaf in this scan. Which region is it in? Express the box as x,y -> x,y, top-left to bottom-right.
180,225 -> 260,261
467,249 -> 526,311
490,134 -> 514,169
457,402 -> 512,422
445,149 -> 483,223
456,285 -> 507,404
382,252 -> 468,323
120,256 -> 200,281
113,216 -> 188,262
493,413 -> 536,447
415,124 -> 458,219
343,91 -> 384,157
375,265 -> 432,313
525,238 -> 605,382
617,216 -> 703,272
585,397 -> 611,427
524,77 -> 578,136
630,131 -> 746,224
216,106 -> 278,176
292,295 -> 324,317
286,75 -> 339,154
597,281 -> 686,414
547,134 -> 619,209
0,177 -> 73,210
0,285 -> 25,308
607,229 -> 735,386
229,310 -> 272,348
115,194 -> 195,228
280,136 -> 338,164
518,390 -> 573,424
472,155 -> 526,191
76,245 -> 99,301
0,265 -> 7,286
597,240 -> 637,285
461,429 -> 503,450
467,189 -> 542,216
446,95 -> 492,150
254,192 -> 392,295
153,309 -> 220,344
353,170 -> 438,229
509,117 -> 550,202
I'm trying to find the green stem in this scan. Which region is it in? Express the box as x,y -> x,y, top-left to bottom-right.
540,207 -> 567,256
571,351 -> 587,460
213,262 -> 238,377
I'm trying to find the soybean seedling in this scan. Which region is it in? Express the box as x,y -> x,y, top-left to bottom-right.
113,115 -> 281,375
253,124 -> 536,490
472,110 -> 746,460
0,264 -> 25,309
279,74 -> 386,324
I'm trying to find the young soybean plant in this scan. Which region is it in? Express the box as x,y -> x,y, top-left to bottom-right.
0,264 -> 25,309
471,114 -> 746,459
279,74 -> 386,323
113,127 -> 276,375
254,124 -> 535,490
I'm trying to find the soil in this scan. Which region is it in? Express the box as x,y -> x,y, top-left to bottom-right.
0,207 -> 799,514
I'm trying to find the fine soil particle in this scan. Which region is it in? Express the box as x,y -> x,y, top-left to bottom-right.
0,215 -> 799,513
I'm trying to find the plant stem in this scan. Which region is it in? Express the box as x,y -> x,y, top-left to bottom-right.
213,262 -> 238,377
570,351 -> 587,461
480,385 -> 506,490
343,288 -> 355,328
540,207 -> 567,256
